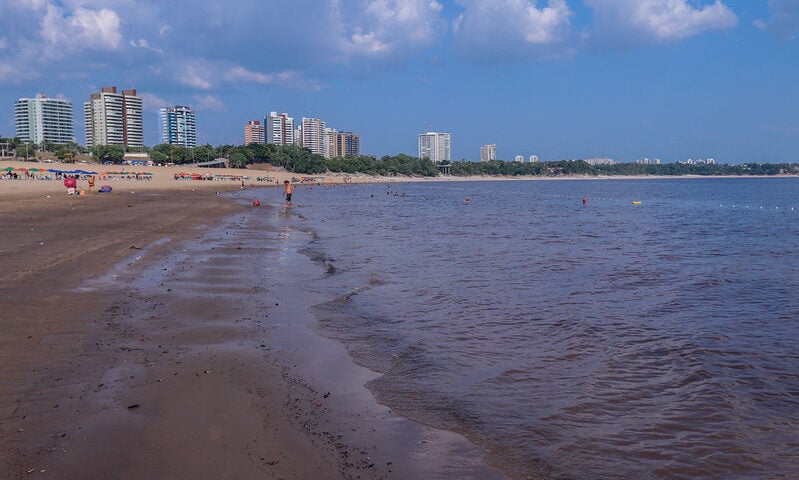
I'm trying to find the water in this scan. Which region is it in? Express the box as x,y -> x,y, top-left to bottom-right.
275,178 -> 799,479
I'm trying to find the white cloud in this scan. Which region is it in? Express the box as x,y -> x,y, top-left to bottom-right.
130,38 -> 164,55
41,4 -> 123,54
176,61 -> 215,90
0,64 -> 34,83
223,66 -> 321,91
585,0 -> 738,44
224,66 -> 288,85
336,0 -> 445,58
451,0 -> 575,61
191,94 -> 225,112
140,93 -> 169,113
755,0 -> 799,41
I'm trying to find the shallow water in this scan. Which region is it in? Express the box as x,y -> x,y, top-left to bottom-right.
265,179 -> 799,479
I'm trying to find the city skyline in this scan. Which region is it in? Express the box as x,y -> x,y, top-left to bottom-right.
0,1 -> 797,164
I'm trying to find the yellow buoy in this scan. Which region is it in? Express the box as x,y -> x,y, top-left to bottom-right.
631,201 -> 642,205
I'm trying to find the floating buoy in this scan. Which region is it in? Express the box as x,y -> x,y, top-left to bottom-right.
252,199 -> 261,206
464,198 -> 470,203
632,201 -> 642,205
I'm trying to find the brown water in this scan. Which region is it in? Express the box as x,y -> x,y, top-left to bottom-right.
285,179 -> 799,479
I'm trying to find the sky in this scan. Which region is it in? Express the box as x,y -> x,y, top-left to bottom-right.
0,0 -> 797,164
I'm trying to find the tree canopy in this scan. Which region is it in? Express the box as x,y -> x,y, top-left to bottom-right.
3,137 -> 796,178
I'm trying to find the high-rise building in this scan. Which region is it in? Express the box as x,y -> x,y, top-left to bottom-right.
302,117 -> 326,156
160,105 -> 196,148
14,94 -> 75,145
332,132 -> 361,158
480,144 -> 496,162
244,120 -> 265,145
515,155 -> 524,163
324,127 -> 338,159
265,112 -> 294,146
84,86 -> 143,147
418,131 -> 451,163
529,155 -> 539,163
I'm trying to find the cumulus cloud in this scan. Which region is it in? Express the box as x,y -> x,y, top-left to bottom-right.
335,0 -> 445,58
585,0 -> 738,44
451,0 -> 575,61
754,0 -> 799,41
41,5 -> 123,54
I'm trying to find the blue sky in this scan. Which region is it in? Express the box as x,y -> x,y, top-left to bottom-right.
0,0 -> 797,163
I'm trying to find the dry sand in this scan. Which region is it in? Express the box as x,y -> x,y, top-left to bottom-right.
0,160 -> 508,479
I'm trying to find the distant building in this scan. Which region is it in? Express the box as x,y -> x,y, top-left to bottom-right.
245,120 -> 265,145
515,155 -> 524,163
84,86 -> 143,147
584,157 -> 616,165
637,157 -> 661,165
332,132 -> 361,158
418,131 -> 451,163
480,144 -> 496,162
265,112 -> 294,146
302,117 -> 327,156
529,155 -> 538,163
14,94 -> 75,145
160,105 -> 196,148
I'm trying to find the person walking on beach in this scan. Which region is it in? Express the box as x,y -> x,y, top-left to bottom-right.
87,175 -> 96,193
283,180 -> 293,207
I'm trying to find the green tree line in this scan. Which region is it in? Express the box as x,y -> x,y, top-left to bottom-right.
2,136 -> 796,177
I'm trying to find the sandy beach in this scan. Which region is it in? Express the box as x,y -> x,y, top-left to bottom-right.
0,159 -> 508,479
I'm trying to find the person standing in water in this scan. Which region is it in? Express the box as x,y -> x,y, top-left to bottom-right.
283,180 -> 293,207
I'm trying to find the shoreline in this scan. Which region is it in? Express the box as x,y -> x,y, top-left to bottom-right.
3,159 -> 796,202
0,184 -> 508,478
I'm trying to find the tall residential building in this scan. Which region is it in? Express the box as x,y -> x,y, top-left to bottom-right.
418,131 -> 451,163
332,132 -> 361,158
324,127 -> 338,159
480,144 -> 496,162
515,155 -> 524,163
301,117 -> 327,156
265,112 -> 294,146
244,120 -> 265,144
84,86 -> 143,147
160,105 -> 196,148
529,155 -> 539,163
14,94 -> 75,145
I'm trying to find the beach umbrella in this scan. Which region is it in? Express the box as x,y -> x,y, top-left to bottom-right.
3,167 -> 12,171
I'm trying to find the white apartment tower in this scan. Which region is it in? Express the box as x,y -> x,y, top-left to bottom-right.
302,117 -> 327,156
160,105 -> 196,148
480,144 -> 496,162
418,131 -> 451,163
265,112 -> 294,146
84,87 -> 143,147
14,94 -> 75,145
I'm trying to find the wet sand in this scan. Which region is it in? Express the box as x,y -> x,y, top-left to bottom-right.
0,185 -> 508,479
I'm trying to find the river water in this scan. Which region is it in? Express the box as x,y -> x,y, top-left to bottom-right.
254,178 -> 799,479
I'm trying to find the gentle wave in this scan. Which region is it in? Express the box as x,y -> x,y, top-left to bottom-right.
300,179 -> 799,479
